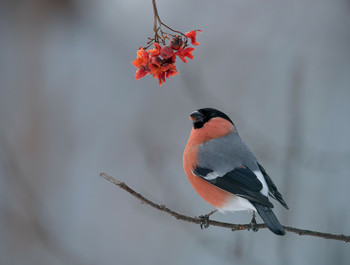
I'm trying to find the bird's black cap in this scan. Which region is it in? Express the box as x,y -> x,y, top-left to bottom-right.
190,108 -> 233,129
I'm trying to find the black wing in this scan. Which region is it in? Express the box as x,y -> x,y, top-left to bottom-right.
258,163 -> 289,209
194,166 -> 274,208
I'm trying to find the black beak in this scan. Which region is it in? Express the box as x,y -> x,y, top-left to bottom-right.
189,111 -> 205,122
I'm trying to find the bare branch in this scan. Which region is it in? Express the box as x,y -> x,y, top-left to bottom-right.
100,172 -> 350,243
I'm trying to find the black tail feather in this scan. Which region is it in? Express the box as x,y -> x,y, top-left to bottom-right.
257,163 -> 289,209
252,203 -> 285,236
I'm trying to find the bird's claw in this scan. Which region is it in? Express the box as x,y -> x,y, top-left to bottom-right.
199,214 -> 210,229
249,212 -> 259,232
198,210 -> 217,229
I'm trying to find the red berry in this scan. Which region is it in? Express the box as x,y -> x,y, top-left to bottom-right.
170,36 -> 183,50
160,46 -> 174,59
150,56 -> 162,66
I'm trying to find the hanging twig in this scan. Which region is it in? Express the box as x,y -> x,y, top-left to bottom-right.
145,0 -> 188,49
99,172 -> 350,243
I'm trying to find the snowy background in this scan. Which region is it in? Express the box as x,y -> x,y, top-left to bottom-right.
1,0 -> 350,264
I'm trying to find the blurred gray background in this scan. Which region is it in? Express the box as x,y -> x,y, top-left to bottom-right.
1,0 -> 350,264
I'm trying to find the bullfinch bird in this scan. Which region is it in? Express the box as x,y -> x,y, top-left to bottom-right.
183,108 -> 288,235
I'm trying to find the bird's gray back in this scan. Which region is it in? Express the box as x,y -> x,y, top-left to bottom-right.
198,132 -> 259,175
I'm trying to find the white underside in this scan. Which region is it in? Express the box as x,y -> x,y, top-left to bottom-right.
217,195 -> 257,213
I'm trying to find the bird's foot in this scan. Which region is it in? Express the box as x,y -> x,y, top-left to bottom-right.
249,212 -> 259,232
199,215 -> 210,229
198,209 -> 217,229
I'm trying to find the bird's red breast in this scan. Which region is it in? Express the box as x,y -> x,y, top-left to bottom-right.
183,117 -> 236,208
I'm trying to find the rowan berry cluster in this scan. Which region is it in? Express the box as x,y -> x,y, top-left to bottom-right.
132,30 -> 201,86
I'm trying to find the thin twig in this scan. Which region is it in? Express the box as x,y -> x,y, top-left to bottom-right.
149,0 -> 188,48
99,172 -> 350,243
152,0 -> 159,33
